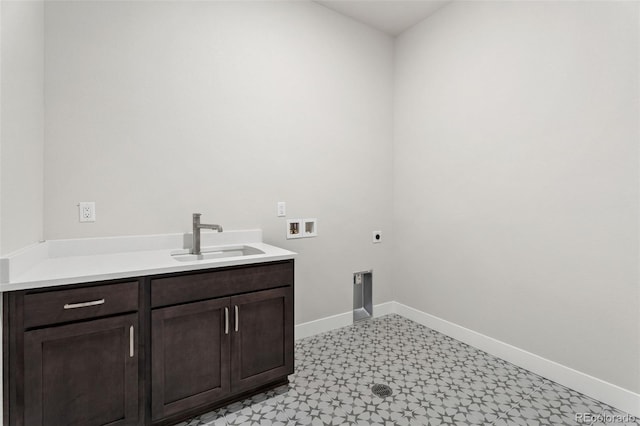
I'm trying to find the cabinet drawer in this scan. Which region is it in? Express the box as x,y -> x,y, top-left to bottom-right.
151,260 -> 293,308
24,281 -> 139,328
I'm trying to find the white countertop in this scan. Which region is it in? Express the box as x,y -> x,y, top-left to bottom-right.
0,230 -> 296,292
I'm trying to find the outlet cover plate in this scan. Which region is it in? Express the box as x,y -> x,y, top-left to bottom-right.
277,201 -> 286,217
79,202 -> 96,222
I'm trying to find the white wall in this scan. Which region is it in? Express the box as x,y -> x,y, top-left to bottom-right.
1,0 -> 44,255
6,0 -> 639,400
0,1 -> 45,420
43,1 -> 394,324
394,1 -> 640,393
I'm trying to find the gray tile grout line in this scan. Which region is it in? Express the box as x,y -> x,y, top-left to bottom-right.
301,315 -> 546,426
278,393 -> 295,425
202,314 -> 563,426
490,380 -> 546,426
380,314 -> 571,426
287,319 -> 389,425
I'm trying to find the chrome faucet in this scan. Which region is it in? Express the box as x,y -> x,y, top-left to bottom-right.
192,213 -> 223,255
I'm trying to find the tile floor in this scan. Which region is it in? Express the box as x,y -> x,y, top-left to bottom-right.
177,314 -> 639,426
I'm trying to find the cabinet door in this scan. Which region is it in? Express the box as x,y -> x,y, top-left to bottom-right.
230,287 -> 293,393
151,298 -> 230,421
24,314 -> 138,426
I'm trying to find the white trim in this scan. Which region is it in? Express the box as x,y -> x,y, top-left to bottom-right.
294,301 -> 394,340
294,309 -> 351,340
392,302 -> 640,418
294,301 -> 640,418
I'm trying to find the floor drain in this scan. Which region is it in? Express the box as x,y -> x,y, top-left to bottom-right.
371,383 -> 393,398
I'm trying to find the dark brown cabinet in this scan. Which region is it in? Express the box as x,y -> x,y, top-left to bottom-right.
4,259 -> 294,426
230,287 -> 293,394
151,286 -> 293,421
149,262 -> 294,425
24,314 -> 139,426
4,280 -> 141,426
151,298 -> 230,421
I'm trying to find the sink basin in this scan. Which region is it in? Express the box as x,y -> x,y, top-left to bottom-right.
171,245 -> 265,262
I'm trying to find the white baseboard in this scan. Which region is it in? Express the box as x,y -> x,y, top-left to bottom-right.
294,300 -> 640,418
294,302 -> 394,341
392,302 -> 640,418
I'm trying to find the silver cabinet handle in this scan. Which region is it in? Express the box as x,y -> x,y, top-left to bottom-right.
129,326 -> 134,358
224,307 -> 229,335
64,299 -> 105,309
234,305 -> 239,332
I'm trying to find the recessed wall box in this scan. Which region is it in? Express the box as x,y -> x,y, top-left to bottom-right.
353,270 -> 373,322
302,218 -> 317,237
286,219 -> 303,239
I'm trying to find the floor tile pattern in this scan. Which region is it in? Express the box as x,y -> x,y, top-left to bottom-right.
176,314 -> 638,425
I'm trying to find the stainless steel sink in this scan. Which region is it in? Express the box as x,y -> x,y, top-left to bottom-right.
171,245 -> 264,262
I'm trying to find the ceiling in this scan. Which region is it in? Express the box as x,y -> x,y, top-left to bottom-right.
315,0 -> 450,36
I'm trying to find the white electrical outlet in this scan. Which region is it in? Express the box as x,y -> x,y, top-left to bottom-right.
79,202 -> 96,222
277,201 -> 286,217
